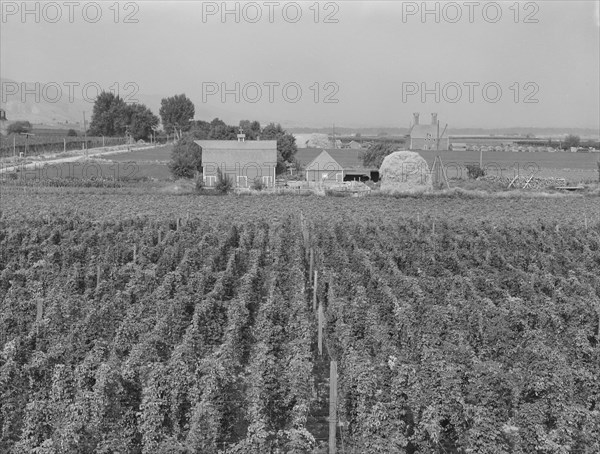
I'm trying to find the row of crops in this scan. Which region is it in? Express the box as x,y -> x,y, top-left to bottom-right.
0,212 -> 599,453
0,136 -> 127,158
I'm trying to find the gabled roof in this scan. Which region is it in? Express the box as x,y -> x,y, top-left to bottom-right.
323,148 -> 363,168
306,148 -> 375,171
195,140 -> 277,169
195,140 -> 277,150
294,147 -> 324,167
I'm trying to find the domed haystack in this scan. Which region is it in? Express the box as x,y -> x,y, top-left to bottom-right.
379,151 -> 432,194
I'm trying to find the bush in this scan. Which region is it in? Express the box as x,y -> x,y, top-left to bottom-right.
215,168 -> 233,194
195,175 -> 204,193
168,134 -> 202,179
466,164 -> 485,179
7,121 -> 32,135
67,129 -> 78,137
251,178 -> 265,191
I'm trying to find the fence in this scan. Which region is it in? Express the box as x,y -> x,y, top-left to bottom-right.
0,136 -> 128,158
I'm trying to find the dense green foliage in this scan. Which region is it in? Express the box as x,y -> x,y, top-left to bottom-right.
563,135 -> 581,150
361,142 -> 399,168
168,120 -> 297,179
159,94 -> 195,137
466,164 -> 486,179
1,208 -> 599,453
168,133 -> 204,179
89,92 -> 158,141
6,121 -> 32,135
260,123 -> 298,174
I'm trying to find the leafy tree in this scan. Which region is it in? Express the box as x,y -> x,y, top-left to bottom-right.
159,94 -> 195,138
208,124 -> 237,140
239,120 -> 261,140
261,123 -> 297,174
89,92 -> 130,137
126,104 -> 159,141
7,121 -> 32,135
210,118 -> 227,129
361,142 -> 398,168
67,129 -> 78,137
89,93 -> 159,140
189,120 -> 211,139
168,132 -> 204,179
563,134 -> 580,149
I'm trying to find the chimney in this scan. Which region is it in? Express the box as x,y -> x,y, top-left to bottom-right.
431,113 -> 438,125
413,113 -> 420,126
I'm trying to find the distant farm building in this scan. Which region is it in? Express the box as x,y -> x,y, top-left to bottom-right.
408,113 -> 449,151
347,140 -> 363,149
305,149 -> 379,182
195,135 -> 277,188
450,143 -> 467,151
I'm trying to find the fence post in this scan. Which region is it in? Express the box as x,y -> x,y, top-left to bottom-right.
313,271 -> 318,312
309,247 -> 314,284
36,299 -> 43,324
329,361 -> 337,454
96,263 -> 101,290
318,303 -> 324,355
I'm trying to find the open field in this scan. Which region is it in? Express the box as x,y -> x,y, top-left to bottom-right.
2,144 -> 598,184
2,189 -> 599,226
1,189 -> 599,453
105,144 -> 174,163
1,160 -> 171,181
419,150 -> 600,182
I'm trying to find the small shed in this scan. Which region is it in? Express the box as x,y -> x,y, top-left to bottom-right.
195,139 -> 277,188
305,149 -> 379,182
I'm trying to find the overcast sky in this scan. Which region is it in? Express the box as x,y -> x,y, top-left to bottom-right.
1,0 -> 599,129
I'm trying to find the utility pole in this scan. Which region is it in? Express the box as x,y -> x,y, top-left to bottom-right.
20,132 -> 35,159
83,111 -> 87,159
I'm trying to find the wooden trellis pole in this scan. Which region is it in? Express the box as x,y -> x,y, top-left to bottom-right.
133,244 -> 137,263
313,271 -> 318,312
96,263 -> 101,290
318,303 -> 324,355
309,248 -> 314,284
329,361 -> 338,454
36,299 -> 43,323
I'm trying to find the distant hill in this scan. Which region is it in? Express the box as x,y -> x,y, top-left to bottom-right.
0,77 -> 241,129
288,126 -> 600,140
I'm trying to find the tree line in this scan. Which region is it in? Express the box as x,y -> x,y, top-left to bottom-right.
85,92 -> 297,177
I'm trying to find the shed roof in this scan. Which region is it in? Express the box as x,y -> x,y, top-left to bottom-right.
295,147 -> 324,167
195,140 -> 277,169
307,149 -> 376,172
195,140 -> 277,150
